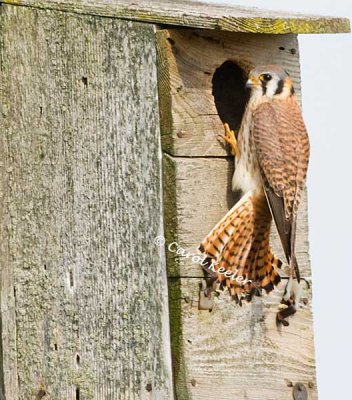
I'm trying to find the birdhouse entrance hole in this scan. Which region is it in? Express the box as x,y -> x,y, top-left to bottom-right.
212,60 -> 249,133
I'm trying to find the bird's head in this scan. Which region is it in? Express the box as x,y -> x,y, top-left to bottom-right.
246,65 -> 295,99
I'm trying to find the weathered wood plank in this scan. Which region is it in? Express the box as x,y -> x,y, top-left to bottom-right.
163,155 -> 315,400
160,28 -> 316,400
3,0 -> 350,34
0,5 -> 173,399
169,278 -> 317,400
157,29 -> 302,157
0,142 -> 19,399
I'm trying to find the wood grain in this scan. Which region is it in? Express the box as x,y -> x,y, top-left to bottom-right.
157,29 -> 304,157
0,5 -> 173,399
169,278 -> 317,400
160,28 -> 317,400
3,0 -> 350,34
163,155 -> 315,399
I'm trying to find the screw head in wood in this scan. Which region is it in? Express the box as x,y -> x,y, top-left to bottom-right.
293,382 -> 308,400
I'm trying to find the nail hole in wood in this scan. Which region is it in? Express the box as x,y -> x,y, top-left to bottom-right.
69,270 -> 74,288
76,354 -> 80,365
43,264 -> 47,270
75,387 -> 80,400
279,46 -> 285,51
167,37 -> 175,46
203,35 -> 221,44
35,389 -> 46,399
191,379 -> 197,387
54,343 -> 58,351
177,130 -> 186,138
146,383 -> 152,392
81,76 -> 88,86
290,48 -> 297,55
212,60 -> 249,133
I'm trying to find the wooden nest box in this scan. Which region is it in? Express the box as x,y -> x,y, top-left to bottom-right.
0,0 -> 349,399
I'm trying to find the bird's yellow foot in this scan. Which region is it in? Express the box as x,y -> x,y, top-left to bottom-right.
218,123 -> 240,158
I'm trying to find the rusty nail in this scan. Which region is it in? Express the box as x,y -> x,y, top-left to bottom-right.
146,383 -> 152,392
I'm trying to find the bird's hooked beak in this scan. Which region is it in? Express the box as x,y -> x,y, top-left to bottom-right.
246,75 -> 260,89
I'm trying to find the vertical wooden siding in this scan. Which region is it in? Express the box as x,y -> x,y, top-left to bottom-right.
0,5 -> 173,399
158,28 -> 317,400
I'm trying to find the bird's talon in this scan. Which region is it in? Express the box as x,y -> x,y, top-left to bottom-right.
199,280 -> 214,310
302,277 -> 310,289
277,304 -> 297,326
217,134 -> 226,142
220,123 -> 240,158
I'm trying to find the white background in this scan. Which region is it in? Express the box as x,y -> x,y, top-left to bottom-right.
195,0 -> 352,398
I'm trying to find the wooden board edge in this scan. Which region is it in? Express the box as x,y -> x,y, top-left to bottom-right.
156,30 -> 174,154
2,0 -> 351,34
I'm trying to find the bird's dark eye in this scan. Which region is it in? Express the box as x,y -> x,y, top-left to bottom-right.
261,73 -> 272,82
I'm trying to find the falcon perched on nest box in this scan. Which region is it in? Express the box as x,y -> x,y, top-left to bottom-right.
199,65 -> 310,319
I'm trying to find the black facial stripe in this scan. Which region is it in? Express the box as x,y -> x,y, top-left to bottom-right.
274,79 -> 284,95
261,81 -> 267,95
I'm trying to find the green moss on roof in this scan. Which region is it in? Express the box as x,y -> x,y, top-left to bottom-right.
3,0 -> 350,34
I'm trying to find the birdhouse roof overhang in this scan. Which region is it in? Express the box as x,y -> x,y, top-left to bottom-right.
3,0 -> 350,34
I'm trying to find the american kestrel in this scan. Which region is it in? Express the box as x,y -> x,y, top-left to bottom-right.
199,65 -> 310,319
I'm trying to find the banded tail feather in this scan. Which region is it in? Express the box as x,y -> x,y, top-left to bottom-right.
199,191 -> 282,303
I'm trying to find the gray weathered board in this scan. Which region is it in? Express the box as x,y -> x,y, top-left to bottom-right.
2,0 -> 350,34
1,0 -> 348,399
159,29 -> 317,399
0,5 -> 173,399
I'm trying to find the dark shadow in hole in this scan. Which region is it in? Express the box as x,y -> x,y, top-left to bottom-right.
212,61 -> 249,209
212,60 -> 249,134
